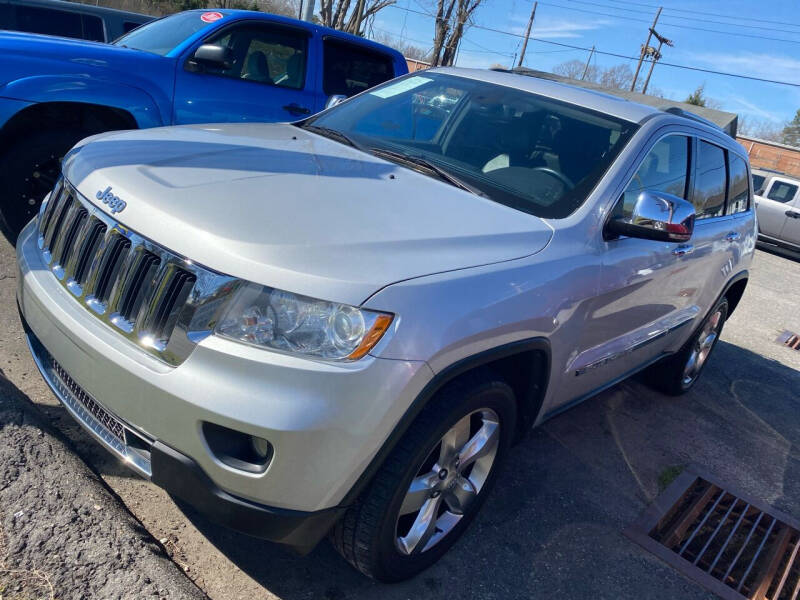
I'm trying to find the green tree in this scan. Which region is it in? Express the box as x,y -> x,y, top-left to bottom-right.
685,84 -> 707,107
782,109 -> 800,148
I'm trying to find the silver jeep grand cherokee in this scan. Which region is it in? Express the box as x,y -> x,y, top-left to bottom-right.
16,68 -> 755,581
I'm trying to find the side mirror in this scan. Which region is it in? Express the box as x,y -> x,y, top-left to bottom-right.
189,44 -> 232,70
606,190 -> 695,243
325,94 -> 347,110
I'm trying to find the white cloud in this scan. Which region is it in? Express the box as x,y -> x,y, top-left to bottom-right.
691,51 -> 800,87
723,94 -> 784,123
508,17 -> 611,39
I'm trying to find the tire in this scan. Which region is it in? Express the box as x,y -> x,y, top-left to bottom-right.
0,129 -> 88,240
330,371 -> 517,582
644,297 -> 729,396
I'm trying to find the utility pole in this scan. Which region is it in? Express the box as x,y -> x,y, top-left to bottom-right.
581,45 -> 595,80
642,29 -> 673,94
630,6 -> 661,92
301,0 -> 315,22
517,1 -> 537,68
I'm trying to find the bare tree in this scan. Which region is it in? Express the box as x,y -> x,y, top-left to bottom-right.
429,0 -> 484,66
598,64 -> 633,90
371,31 -> 431,61
738,115 -> 786,143
553,59 -> 598,82
319,0 -> 395,34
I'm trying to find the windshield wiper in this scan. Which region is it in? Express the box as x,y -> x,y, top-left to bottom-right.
301,125 -> 364,151
369,148 -> 489,199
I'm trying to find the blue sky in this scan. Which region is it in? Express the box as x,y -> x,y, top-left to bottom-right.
370,0 -> 800,126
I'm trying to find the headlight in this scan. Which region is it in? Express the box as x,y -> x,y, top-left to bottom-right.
215,283 -> 393,361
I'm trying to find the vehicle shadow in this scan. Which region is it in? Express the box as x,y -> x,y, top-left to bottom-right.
757,241 -> 800,263
173,339 -> 800,599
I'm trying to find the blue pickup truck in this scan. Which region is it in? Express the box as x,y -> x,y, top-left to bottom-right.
0,9 -> 408,236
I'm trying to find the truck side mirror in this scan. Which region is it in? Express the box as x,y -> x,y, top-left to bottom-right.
189,44 -> 232,71
606,190 -> 695,243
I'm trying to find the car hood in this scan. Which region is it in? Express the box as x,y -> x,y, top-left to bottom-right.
63,123 -> 553,306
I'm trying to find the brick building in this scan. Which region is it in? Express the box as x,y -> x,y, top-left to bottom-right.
736,136 -> 800,178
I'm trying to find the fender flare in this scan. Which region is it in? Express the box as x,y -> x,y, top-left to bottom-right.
0,75 -> 165,128
339,337 -> 551,506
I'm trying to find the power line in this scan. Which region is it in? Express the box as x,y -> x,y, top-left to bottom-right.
534,1 -> 800,45
605,0 -> 800,29
563,0 -> 800,33
383,4 -> 800,88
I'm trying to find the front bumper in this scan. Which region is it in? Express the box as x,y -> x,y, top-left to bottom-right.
16,219 -> 433,549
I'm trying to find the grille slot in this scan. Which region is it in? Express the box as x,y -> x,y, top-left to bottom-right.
148,268 -> 196,341
35,180 -> 234,365
73,220 -> 107,285
92,234 -> 131,305
117,250 -> 161,321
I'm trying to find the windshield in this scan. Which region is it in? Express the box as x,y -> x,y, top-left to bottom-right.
306,73 -> 638,219
113,11 -> 221,56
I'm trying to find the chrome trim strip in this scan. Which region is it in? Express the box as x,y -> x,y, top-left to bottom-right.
25,333 -> 153,478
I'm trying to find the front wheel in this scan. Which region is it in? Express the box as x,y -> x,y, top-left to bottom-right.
0,129 -> 87,240
645,298 -> 729,396
330,372 -> 517,581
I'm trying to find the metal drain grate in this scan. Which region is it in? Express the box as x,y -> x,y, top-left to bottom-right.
626,469 -> 800,600
776,331 -> 800,351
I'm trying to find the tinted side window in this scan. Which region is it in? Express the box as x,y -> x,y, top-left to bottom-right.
14,5 -> 82,39
752,174 -> 766,194
123,21 -> 142,34
205,26 -> 307,89
82,15 -> 104,42
727,154 -> 750,214
692,141 -> 726,219
767,181 -> 799,203
323,40 -> 394,97
617,135 -> 689,219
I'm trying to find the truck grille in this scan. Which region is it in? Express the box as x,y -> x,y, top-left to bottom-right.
37,179 -> 236,365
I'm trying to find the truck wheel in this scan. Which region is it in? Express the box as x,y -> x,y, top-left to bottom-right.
644,298 -> 729,396
330,372 -> 517,582
0,129 -> 87,240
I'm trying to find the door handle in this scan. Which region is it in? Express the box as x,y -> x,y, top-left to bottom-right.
786,210 -> 800,219
672,244 -> 694,257
724,231 -> 741,242
283,103 -> 310,116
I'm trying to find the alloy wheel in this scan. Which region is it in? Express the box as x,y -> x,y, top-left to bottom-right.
395,408 -> 500,555
682,308 -> 724,386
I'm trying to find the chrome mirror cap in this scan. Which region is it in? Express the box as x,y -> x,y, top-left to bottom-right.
325,94 -> 347,110
606,190 -> 695,243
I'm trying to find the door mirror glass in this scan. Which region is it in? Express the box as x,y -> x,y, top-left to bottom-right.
192,44 -> 232,70
325,94 -> 347,110
606,190 -> 695,242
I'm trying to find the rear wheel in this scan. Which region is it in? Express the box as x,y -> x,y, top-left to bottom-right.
0,129 -> 88,240
644,298 -> 729,396
330,372 -> 517,581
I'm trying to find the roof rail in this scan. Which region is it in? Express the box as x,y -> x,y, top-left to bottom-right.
660,106 -> 722,131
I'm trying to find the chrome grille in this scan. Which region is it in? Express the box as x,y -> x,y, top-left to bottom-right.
37,180 -> 237,365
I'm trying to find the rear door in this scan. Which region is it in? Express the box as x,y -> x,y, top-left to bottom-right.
757,177 -> 798,239
778,186 -> 800,246
173,20 -> 317,124
321,38 -> 397,104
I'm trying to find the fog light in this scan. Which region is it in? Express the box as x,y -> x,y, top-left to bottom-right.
202,422 -> 273,474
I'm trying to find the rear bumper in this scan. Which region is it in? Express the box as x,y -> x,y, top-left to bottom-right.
23,322 -> 343,553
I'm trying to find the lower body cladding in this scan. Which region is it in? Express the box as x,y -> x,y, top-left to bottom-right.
16,222 -> 432,553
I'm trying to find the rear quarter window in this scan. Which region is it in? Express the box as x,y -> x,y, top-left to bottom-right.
692,140 -> 727,219
727,154 -> 750,214
323,40 -> 394,97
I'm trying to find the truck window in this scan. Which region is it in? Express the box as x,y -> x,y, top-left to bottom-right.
207,26 -> 307,89
14,5 -> 83,39
767,181 -> 799,203
727,154 -> 750,214
692,140 -> 726,219
323,40 -> 394,97
82,14 -> 104,42
752,173 -> 766,194
123,21 -> 142,34
617,135 -> 690,219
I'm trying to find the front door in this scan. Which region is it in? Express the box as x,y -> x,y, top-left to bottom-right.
779,191 -> 800,246
173,22 -> 320,124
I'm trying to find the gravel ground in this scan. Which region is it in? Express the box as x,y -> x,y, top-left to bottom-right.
1,229 -> 799,599
0,371 -> 207,599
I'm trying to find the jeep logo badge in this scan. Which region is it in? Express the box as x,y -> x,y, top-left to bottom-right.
95,186 -> 127,214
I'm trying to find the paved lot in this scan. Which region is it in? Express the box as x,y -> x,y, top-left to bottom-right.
1,233 -> 799,599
